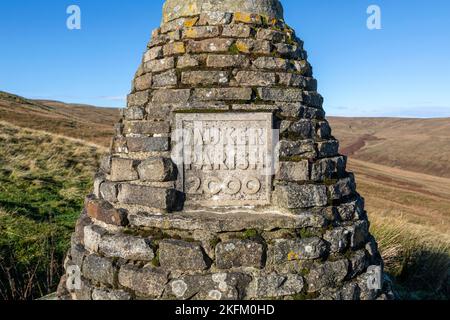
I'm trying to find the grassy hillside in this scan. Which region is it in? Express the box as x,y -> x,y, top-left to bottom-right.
330,117 -> 450,178
0,91 -> 119,147
0,121 -> 105,299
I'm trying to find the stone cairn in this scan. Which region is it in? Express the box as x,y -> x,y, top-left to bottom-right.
58,0 -> 393,300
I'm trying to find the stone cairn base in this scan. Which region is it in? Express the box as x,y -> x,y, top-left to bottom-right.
57,1 -> 394,300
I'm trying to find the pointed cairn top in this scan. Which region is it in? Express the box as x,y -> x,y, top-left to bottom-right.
162,0 -> 284,23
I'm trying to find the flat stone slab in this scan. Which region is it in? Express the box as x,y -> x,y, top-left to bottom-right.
128,209 -> 327,232
162,0 -> 284,23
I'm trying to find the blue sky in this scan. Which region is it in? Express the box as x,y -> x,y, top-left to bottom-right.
1,0 -> 449,117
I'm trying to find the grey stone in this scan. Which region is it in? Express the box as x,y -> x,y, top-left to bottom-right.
235,39 -> 271,54
256,29 -> 285,42
198,12 -> 233,25
126,137 -> 170,152
159,239 -> 209,271
166,273 -> 251,300
270,237 -> 328,263
134,73 -> 153,91
162,0 -> 284,23
99,234 -> 154,261
303,91 -> 324,108
163,41 -> 186,55
206,54 -> 250,68
110,158 -> 139,182
248,273 -> 304,298
177,54 -> 202,68
99,182 -> 118,203
127,91 -> 150,107
283,119 -> 314,139
347,221 -> 369,250
277,73 -> 317,90
182,70 -> 229,85
306,259 -> 349,293
152,69 -> 178,88
258,88 -> 303,102
311,156 -> 346,182
253,57 -> 290,70
187,38 -> 234,53
82,254 -> 116,286
129,210 -> 327,233
316,121 -> 332,139
137,157 -> 176,182
336,198 -> 365,221
222,24 -> 252,38
216,240 -> 264,269
146,103 -> 172,120
100,155 -> 112,174
117,184 -> 176,210
152,89 -> 190,103
275,43 -> 303,59
144,46 -> 164,62
123,121 -> 170,136
83,225 -> 107,253
123,106 -> 145,121
193,88 -> 252,101
329,176 -> 356,200
276,161 -> 309,182
183,26 -> 221,38
317,140 -> 339,158
118,265 -> 168,298
323,227 -> 350,253
275,183 -> 328,209
349,250 -> 369,278
145,57 -> 175,73
235,71 -> 276,86
279,140 -> 316,158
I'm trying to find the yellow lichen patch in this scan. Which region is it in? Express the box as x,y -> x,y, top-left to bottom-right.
168,42 -> 186,55
184,28 -> 198,38
183,17 -> 199,28
234,12 -> 262,25
235,40 -> 250,53
287,251 -> 300,261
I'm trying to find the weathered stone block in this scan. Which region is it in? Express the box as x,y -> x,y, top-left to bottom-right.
216,240 -> 264,269
349,250 -> 369,278
167,273 -> 251,300
279,140 -> 316,158
99,234 -> 154,261
182,70 -> 229,85
118,265 -> 168,298
222,24 -> 252,38
145,57 -> 175,73
126,137 -> 170,152
256,28 -> 285,42
183,26 -> 221,39
235,71 -> 276,86
206,54 -> 250,68
324,227 -> 350,253
187,39 -> 234,53
347,221 -> 369,249
253,57 -> 290,70
258,88 -> 303,102
317,140 -> 339,158
275,183 -> 327,209
198,12 -> 233,25
159,239 -> 209,271
134,73 -> 153,91
276,161 -> 310,182
152,69 -> 178,88
270,237 -> 328,263
152,89 -> 190,103
306,259 -> 349,293
163,42 -> 186,55
316,121 -> 332,139
329,175 -> 356,200
311,156 -> 346,181
123,121 -> 170,136
277,73 -> 317,90
83,225 -> 107,252
82,254 -> 116,286
248,273 -> 304,298
110,158 -> 139,182
233,12 -> 263,24
303,91 -> 324,107
127,91 -> 150,107
177,54 -> 201,68
137,157 -> 176,182
144,46 -> 164,62
117,184 -> 176,210
123,106 -> 145,121
146,103 -> 172,120
85,199 -> 128,226
235,39 -> 271,54
99,182 -> 118,203
282,119 -> 314,139
193,88 -> 252,101
275,43 -> 303,59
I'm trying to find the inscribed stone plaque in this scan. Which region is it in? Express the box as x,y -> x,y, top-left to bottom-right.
173,113 -> 274,207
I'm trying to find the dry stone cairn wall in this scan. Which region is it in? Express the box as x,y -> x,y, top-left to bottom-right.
58,0 -> 392,300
